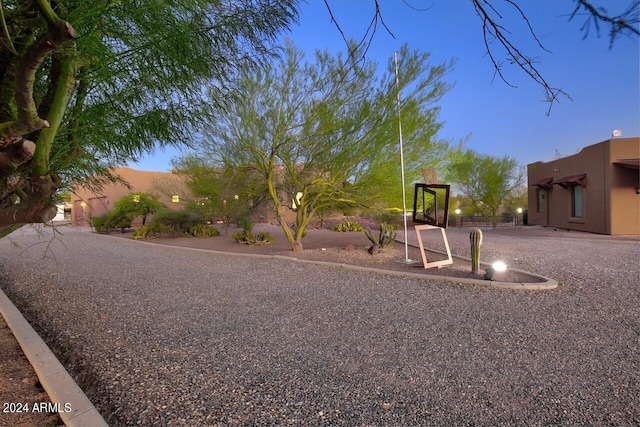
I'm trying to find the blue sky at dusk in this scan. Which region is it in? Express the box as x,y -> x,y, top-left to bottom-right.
131,0 -> 639,172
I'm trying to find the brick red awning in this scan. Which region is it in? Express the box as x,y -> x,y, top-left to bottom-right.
532,177 -> 553,189
552,173 -> 586,188
614,159 -> 640,170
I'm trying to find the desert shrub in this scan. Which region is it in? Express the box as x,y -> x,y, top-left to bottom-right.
232,230 -> 274,245
151,208 -> 202,236
381,223 -> 401,231
185,224 -> 220,238
232,230 -> 250,243
91,212 -> 112,233
255,232 -> 274,244
333,220 -> 363,232
110,210 -> 134,231
131,225 -> 158,240
91,210 -> 133,233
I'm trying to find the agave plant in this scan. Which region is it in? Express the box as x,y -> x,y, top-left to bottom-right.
364,223 -> 397,255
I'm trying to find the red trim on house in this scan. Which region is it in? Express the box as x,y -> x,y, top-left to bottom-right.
532,177 -> 554,189
552,173 -> 586,188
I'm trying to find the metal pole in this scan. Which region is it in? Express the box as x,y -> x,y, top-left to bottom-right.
395,51 -> 411,263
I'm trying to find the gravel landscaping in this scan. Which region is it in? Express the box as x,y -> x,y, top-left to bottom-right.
0,225 -> 638,426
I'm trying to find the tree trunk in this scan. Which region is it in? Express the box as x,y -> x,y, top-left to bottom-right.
266,165 -> 302,251
291,240 -> 303,251
0,176 -> 58,227
0,196 -> 57,227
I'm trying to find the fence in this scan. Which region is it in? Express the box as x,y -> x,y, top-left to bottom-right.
449,214 -> 527,228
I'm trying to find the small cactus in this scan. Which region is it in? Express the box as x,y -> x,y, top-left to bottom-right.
364,223 -> 397,255
470,228 -> 483,273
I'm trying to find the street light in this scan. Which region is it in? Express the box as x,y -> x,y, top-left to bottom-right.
516,207 -> 523,225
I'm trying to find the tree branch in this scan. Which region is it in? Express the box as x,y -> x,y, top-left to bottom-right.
33,44 -> 78,177
322,0 -> 395,61
471,0 -> 572,115
0,2 -> 76,137
0,137 -> 35,168
570,0 -> 640,47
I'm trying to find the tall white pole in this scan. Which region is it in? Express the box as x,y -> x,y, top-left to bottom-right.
394,51 -> 411,263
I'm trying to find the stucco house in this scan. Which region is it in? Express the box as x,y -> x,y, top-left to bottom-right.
71,167 -> 295,226
527,137 -> 639,235
71,167 -> 188,226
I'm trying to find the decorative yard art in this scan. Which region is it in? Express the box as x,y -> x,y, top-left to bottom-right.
412,169 -> 453,269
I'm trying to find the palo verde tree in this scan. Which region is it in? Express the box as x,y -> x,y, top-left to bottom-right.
172,154 -> 268,230
0,0 -> 298,237
447,149 -> 524,229
185,41 -> 456,251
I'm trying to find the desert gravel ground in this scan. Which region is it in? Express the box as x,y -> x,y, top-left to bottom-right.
0,224 -> 638,426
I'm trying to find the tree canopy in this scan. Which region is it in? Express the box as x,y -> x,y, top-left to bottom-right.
177,41 -> 457,250
0,0 -> 298,235
447,149 -> 524,228
0,0 -> 636,239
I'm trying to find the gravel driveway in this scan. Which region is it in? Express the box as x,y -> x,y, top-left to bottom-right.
0,225 -> 638,426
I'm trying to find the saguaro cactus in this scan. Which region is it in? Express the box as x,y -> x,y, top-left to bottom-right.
470,228 -> 483,273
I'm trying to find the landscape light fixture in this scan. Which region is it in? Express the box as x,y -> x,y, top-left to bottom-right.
484,261 -> 507,280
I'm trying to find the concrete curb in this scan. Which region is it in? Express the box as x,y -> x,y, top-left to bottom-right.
399,240 -> 559,290
113,235 -> 557,291
0,288 -> 108,427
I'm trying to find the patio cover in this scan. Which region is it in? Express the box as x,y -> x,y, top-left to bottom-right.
614,159 -> 640,170
552,173 -> 586,188
532,177 -> 554,189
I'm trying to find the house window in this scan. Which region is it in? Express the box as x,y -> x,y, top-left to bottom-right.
572,185 -> 583,218
536,189 -> 545,213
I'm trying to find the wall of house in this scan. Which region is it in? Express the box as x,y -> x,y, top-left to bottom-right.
71,167 -> 297,227
527,162 -> 549,226
527,137 -> 639,235
527,143 -> 608,233
608,138 -> 640,235
71,167 -> 187,226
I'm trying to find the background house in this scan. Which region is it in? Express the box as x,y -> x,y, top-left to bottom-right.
71,167 -> 187,226
71,167 -> 296,227
527,137 -> 639,235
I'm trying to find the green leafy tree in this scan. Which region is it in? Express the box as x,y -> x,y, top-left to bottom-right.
447,149 -> 524,229
112,193 -> 164,226
186,41 -> 456,251
172,155 -> 267,233
0,0 -> 298,236
503,186 -> 528,215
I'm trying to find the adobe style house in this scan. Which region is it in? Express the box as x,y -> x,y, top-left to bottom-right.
71,167 -> 295,226
71,167 -> 188,226
527,137 -> 639,235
